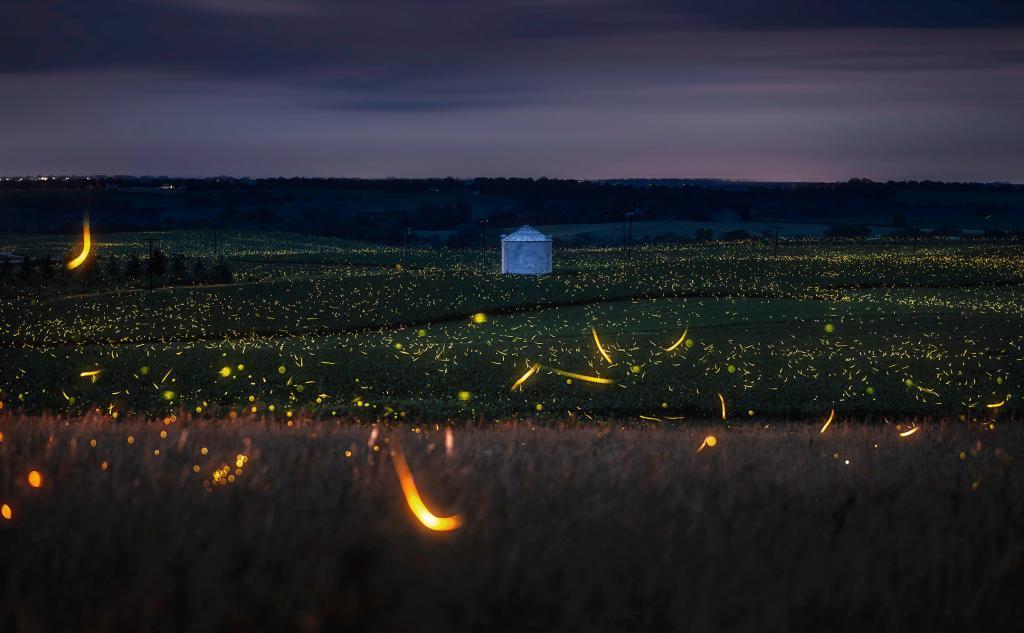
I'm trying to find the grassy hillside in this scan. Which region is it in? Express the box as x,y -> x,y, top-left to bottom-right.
0,231 -> 1020,419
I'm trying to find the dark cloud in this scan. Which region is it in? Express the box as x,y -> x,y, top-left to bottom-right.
1,1 -> 1022,179
5,1 -> 1024,77
669,0 -> 1024,29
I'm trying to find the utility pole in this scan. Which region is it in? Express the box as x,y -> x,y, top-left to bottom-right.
213,226 -> 218,255
146,237 -> 155,291
623,210 -> 641,255
479,218 -> 489,270
403,226 -> 410,269
912,220 -> 919,255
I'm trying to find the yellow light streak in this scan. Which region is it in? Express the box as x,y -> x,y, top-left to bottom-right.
820,409 -> 835,434
899,426 -> 920,437
391,450 -> 463,532
510,363 -> 540,391
544,366 -> 615,385
664,326 -> 689,352
80,369 -> 101,383
985,397 -> 1007,409
66,212 -> 91,270
717,393 -> 727,420
592,326 -> 612,363
697,435 -> 717,452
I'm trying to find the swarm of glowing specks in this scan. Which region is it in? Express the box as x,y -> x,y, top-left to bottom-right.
391,450 -> 463,532
0,238 -> 1021,419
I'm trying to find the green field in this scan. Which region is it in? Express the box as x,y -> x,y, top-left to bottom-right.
0,230 -> 1021,420
2,231 -> 1022,632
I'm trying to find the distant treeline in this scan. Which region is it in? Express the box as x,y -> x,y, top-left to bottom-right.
0,251 -> 233,293
554,224 -> 1024,247
1,176 -> 1022,245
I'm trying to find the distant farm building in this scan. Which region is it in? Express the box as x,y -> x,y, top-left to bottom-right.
501,225 -> 552,274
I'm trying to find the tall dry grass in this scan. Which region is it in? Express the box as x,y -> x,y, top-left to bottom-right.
0,413 -> 1021,632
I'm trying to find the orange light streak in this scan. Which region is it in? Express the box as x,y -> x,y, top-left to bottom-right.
391,450 -> 463,532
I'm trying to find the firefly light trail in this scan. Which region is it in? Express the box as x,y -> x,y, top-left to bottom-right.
664,327 -> 689,352
391,449 -> 463,532
592,326 -> 612,363
66,212 -> 91,270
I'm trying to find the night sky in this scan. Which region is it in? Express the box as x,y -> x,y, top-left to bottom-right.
3,0 -> 1023,180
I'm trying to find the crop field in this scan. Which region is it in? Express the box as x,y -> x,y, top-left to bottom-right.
2,230 -> 1023,631
0,230 -> 1021,421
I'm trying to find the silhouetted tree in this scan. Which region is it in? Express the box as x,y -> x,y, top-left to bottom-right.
39,254 -> 55,279
126,254 -> 142,278
824,225 -> 871,240
212,256 -> 233,284
171,254 -> 188,280
18,256 -> 35,280
149,249 -> 167,277
932,225 -> 963,238
193,259 -> 207,282
720,229 -> 753,241
0,256 -> 11,278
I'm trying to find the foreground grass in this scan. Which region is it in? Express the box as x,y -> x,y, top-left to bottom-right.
0,414 -> 1021,632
